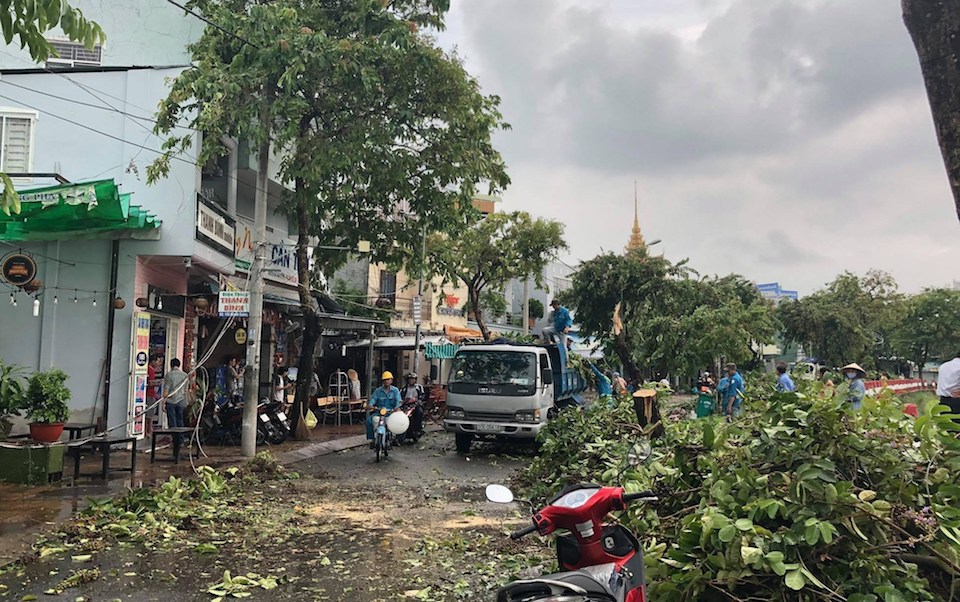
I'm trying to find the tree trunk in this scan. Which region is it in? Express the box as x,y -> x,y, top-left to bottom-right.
903,0 -> 960,222
613,332 -> 664,438
290,181 -> 317,440
469,286 -> 490,341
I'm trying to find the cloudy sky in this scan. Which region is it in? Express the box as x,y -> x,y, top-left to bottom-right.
433,0 -> 959,295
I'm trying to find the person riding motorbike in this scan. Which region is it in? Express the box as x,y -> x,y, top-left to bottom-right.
367,371 -> 401,447
398,372 -> 426,444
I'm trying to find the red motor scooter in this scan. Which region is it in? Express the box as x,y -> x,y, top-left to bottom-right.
486,482 -> 657,602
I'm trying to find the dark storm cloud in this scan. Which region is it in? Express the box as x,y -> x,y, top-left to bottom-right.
443,0 -> 960,293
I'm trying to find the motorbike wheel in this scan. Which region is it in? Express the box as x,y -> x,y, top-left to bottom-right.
375,442 -> 382,463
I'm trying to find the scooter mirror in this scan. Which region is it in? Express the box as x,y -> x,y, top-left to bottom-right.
485,484 -> 515,504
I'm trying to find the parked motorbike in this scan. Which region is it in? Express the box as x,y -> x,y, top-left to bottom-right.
486,443 -> 656,602
263,400 -> 290,443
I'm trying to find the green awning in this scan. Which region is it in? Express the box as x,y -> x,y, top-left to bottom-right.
0,179 -> 161,241
425,341 -> 459,360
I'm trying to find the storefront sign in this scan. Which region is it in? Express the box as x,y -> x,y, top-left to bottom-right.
196,196 -> 236,258
437,293 -> 462,317
0,252 -> 37,286
234,218 -> 298,286
235,328 -> 247,344
219,291 -> 251,317
129,312 -> 151,438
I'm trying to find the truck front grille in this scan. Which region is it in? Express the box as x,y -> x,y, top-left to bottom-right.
464,411 -> 515,422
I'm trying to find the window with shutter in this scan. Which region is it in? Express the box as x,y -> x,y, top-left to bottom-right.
2,117 -> 32,172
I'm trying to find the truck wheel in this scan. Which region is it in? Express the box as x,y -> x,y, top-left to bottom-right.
455,433 -> 473,455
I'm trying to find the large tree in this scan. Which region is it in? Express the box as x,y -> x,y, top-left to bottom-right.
903,0 -> 960,223
777,270 -> 903,369
568,250 -> 774,383
150,0 -> 509,438
428,211 -> 566,341
0,0 -> 104,215
893,288 -> 960,377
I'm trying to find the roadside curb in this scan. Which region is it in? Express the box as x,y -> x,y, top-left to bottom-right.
278,424 -> 444,465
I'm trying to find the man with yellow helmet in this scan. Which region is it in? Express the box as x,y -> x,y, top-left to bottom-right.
367,371 -> 402,444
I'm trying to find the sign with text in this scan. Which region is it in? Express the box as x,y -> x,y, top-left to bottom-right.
233,217 -> 298,286
219,291 -> 251,317
128,312 -> 151,438
196,196 -> 236,258
0,252 -> 37,286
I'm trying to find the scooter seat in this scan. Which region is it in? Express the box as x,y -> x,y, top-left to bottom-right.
496,566 -> 618,601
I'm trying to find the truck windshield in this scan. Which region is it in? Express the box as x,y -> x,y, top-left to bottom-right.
449,351 -> 537,386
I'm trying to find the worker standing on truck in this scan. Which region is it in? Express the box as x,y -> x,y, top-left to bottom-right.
542,299 -> 573,350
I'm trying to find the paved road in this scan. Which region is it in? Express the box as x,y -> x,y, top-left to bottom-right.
0,433 -> 548,601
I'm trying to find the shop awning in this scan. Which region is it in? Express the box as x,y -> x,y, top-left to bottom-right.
444,325 -> 485,343
0,179 -> 161,241
425,341 -> 459,360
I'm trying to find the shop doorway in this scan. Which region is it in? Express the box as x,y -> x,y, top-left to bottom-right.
149,314 -> 181,428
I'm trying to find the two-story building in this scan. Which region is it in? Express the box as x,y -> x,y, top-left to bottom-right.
0,3 -> 315,437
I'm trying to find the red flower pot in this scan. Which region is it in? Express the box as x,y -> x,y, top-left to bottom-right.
29,422 -> 64,443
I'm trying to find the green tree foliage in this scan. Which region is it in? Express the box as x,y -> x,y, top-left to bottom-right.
894,288 -> 960,375
528,297 -> 544,321
567,249 -> 774,383
517,385 -> 960,599
430,211 -> 566,341
778,271 -> 903,369
0,0 -> 104,215
150,0 -> 508,435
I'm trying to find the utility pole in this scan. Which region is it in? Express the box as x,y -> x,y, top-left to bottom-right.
412,224 -> 426,378
241,92 -> 272,458
522,278 -> 530,334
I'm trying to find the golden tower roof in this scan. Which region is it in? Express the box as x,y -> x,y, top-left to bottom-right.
626,180 -> 646,251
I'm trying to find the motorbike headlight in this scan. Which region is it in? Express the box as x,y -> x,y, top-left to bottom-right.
447,407 -> 465,420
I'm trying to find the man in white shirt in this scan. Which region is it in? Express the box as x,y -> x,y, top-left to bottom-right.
937,352 -> 960,417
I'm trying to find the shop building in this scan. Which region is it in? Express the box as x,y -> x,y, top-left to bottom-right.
0,64 -> 301,436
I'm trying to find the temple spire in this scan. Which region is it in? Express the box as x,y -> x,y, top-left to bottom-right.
626,180 -> 646,251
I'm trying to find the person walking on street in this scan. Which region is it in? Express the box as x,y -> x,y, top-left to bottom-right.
936,351 -> 960,418
775,362 -> 796,393
162,358 -> 189,428
723,363 -> 745,418
542,299 -> 573,348
367,371 -> 401,444
841,363 -> 867,410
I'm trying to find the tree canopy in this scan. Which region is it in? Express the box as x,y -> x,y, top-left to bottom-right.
893,288 -> 960,375
429,211 -> 566,341
777,271 -> 903,369
566,248 -> 774,382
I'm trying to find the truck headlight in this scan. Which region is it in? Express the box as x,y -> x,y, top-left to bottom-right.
515,409 -> 541,423
447,408 -> 465,420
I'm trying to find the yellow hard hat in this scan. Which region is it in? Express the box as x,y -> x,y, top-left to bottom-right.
381,371 -> 394,381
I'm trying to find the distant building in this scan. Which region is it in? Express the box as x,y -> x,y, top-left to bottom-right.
756,282 -> 800,303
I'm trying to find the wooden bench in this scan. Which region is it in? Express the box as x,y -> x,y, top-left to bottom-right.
68,435 -> 138,480
150,427 -> 195,464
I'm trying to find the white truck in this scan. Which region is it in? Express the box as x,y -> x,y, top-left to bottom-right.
443,341 -> 588,454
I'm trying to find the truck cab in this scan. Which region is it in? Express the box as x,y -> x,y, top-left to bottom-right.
444,343 -> 582,454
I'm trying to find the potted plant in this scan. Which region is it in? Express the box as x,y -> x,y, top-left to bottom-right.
25,368 -> 71,443
0,359 -> 27,438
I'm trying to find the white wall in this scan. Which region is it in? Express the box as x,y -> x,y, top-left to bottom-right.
0,0 -> 203,70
